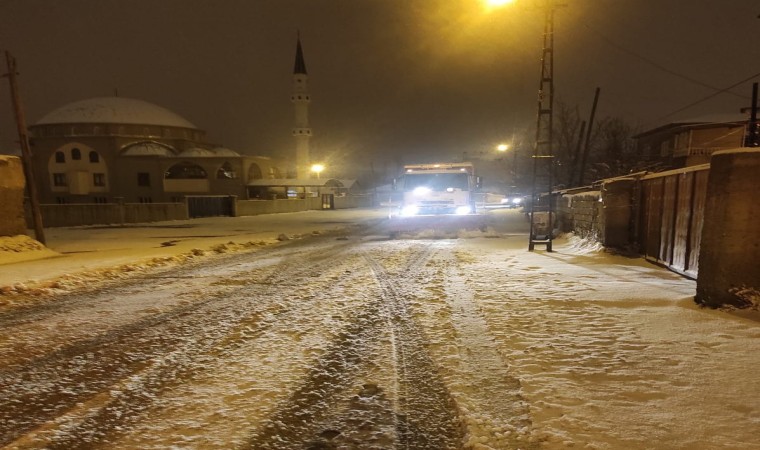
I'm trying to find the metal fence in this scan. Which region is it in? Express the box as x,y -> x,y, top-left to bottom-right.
637,165 -> 709,279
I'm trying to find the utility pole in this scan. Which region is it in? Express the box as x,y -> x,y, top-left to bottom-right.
577,87 -> 600,187
746,82 -> 758,147
4,51 -> 45,244
528,0 -> 566,252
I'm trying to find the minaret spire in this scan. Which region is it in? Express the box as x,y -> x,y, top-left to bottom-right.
294,31 -> 307,75
291,31 -> 312,179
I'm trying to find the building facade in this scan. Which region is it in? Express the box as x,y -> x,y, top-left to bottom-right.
28,97 -> 284,204
634,114 -> 749,168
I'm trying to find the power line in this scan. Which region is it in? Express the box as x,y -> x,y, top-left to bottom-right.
583,22 -> 750,101
651,71 -> 760,124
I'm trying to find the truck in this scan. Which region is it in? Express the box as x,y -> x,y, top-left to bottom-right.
387,162 -> 486,235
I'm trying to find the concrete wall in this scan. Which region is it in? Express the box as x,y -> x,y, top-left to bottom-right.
600,179 -> 636,248
0,156 -> 27,236
696,149 -> 760,308
35,203 -> 189,227
236,198 -> 322,216
236,195 -> 372,217
26,194 -> 372,228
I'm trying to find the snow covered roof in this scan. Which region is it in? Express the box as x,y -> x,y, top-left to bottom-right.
35,97 -> 197,129
121,141 -> 177,157
635,113 -> 749,139
177,147 -> 216,158
212,147 -> 240,157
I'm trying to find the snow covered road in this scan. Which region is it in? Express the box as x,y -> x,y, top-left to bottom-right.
0,210 -> 758,449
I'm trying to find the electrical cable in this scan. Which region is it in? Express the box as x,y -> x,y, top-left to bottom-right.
582,22 -> 750,101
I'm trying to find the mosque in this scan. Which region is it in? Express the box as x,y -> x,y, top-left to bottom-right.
27,36 -> 343,205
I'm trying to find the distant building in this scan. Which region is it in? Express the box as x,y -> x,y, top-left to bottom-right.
28,97 -> 285,204
26,37 -> 352,206
291,33 -> 312,179
634,113 -> 749,168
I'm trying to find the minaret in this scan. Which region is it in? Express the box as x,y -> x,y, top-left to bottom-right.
291,33 -> 312,179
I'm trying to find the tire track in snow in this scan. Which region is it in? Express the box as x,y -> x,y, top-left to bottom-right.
363,245 -> 465,449
244,242 -> 463,449
0,235 -> 368,447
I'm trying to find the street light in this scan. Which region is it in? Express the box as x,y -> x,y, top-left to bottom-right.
497,143 -> 509,152
310,163 -> 325,179
484,0 -> 516,8
484,0 -> 562,252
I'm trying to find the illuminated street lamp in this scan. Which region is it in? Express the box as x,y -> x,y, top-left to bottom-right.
497,143 -> 509,152
484,0 -> 516,8
310,163 -> 325,179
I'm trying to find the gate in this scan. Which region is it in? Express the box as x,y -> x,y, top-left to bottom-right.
187,196 -> 234,218
638,165 -> 708,278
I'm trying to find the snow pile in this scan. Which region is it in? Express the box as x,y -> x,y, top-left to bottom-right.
562,232 -> 604,255
0,240 -> 271,304
0,235 -> 59,266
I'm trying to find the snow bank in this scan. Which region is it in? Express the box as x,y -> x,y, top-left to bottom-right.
0,235 -> 59,266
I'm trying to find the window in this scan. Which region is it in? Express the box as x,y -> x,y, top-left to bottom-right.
55,197 -> 67,204
138,196 -> 153,204
93,173 -> 106,187
93,197 -> 108,204
89,151 -> 99,163
216,162 -> 237,179
53,173 -> 66,186
71,148 -> 81,160
137,172 -> 151,186
165,162 -> 207,179
55,151 -> 65,163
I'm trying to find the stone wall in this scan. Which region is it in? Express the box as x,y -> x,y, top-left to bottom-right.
696,149 -> 760,308
0,156 -> 27,236
556,191 -> 601,239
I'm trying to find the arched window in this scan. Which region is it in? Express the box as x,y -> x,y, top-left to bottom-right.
89,151 -> 100,163
248,163 -> 263,180
71,148 -> 81,160
164,162 -> 207,179
216,162 -> 237,179
55,151 -> 65,163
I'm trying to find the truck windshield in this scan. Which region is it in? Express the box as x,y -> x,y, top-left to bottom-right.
403,173 -> 469,191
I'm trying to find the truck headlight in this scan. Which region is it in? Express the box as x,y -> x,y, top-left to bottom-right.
455,205 -> 472,215
401,205 -> 419,216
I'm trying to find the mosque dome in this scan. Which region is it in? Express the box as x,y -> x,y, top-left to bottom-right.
121,141 -> 177,157
35,97 -> 197,129
212,147 -> 240,157
177,147 -> 216,157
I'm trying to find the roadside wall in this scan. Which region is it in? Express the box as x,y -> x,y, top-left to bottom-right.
27,194 -> 373,228
236,195 -> 373,216
236,198 -> 322,216
600,179 -> 636,248
556,191 -> 601,239
34,203 -> 189,227
696,149 -> 760,308
0,156 -> 27,236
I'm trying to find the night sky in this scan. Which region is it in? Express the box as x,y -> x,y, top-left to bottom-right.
1,0 -> 758,175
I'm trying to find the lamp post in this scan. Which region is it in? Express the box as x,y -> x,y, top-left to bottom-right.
310,163 -> 324,179
482,0 -> 564,251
